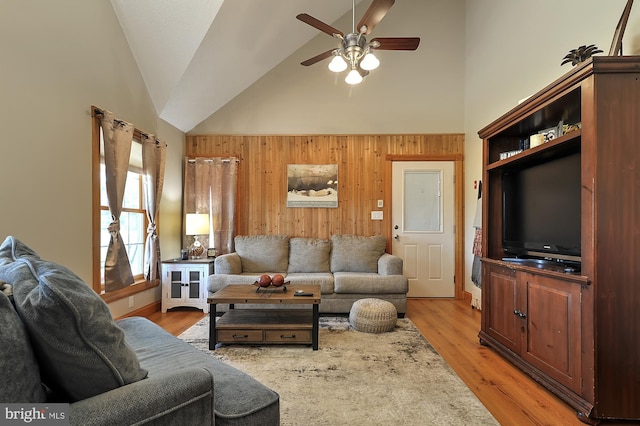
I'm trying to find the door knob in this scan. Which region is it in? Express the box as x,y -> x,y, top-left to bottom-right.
394,225 -> 399,229
394,234 -> 399,240
513,309 -> 527,319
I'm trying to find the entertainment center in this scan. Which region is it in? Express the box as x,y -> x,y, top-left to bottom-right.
478,56 -> 640,423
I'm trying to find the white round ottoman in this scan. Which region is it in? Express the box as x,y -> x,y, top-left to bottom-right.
349,298 -> 398,333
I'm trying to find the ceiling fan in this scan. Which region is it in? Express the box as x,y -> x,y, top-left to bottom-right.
297,0 -> 420,84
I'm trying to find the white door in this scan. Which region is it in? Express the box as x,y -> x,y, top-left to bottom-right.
392,161 -> 455,297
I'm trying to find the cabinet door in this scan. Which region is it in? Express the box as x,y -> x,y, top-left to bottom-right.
169,269 -> 184,300
519,272 -> 582,393
484,264 -> 520,353
187,269 -> 201,300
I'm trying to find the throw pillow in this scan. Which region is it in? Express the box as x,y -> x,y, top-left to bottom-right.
288,238 -> 331,273
235,235 -> 290,273
0,284 -> 46,403
330,235 -> 386,273
0,236 -> 148,402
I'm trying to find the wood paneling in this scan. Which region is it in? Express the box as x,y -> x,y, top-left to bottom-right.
186,134 -> 465,297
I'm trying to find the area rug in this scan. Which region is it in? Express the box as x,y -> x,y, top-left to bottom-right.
178,316 -> 497,426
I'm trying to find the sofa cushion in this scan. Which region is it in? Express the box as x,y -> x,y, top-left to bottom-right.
330,235 -> 386,273
285,272 -> 334,294
288,237 -> 331,273
333,272 -> 408,294
0,236 -> 148,402
0,283 -> 46,403
235,235 -> 289,273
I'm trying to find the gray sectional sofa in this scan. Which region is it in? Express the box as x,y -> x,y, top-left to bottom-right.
0,236 -> 279,425
208,234 -> 408,315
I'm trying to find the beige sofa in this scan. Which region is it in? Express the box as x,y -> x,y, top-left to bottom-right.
207,235 -> 408,315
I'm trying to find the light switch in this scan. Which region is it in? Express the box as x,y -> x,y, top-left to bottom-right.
377,199 -> 384,208
371,211 -> 383,220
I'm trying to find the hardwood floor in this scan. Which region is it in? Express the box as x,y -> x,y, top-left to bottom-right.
146,299 -> 583,426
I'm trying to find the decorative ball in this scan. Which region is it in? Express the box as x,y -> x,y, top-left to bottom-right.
271,274 -> 285,287
258,274 -> 272,287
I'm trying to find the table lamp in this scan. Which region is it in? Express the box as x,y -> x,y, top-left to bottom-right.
186,213 -> 210,259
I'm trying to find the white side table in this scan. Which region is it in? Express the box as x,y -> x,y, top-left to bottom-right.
161,258 -> 214,313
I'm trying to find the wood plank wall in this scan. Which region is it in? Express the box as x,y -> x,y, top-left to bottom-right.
186,134 -> 463,238
186,134 -> 466,298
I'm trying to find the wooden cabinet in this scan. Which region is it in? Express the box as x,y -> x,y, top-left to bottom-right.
482,262 -> 519,352
519,271 -> 582,393
483,261 -> 583,393
478,56 -> 640,423
161,259 -> 214,313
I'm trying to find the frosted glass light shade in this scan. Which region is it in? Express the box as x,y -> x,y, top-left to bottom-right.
345,69 -> 363,85
360,53 -> 380,70
185,213 -> 210,235
328,55 -> 348,72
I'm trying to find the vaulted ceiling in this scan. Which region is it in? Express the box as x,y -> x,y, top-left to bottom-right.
110,0 -> 366,132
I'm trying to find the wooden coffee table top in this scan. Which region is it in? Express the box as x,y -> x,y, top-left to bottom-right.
208,284 -> 321,305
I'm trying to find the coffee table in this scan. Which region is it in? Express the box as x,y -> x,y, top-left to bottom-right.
208,284 -> 321,350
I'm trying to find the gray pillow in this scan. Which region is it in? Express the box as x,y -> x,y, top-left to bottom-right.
0,285 -> 46,403
235,235 -> 290,273
330,235 -> 386,273
288,238 -> 331,273
0,236 -> 148,402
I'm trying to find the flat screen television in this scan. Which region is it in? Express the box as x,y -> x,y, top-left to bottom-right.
502,150 -> 581,263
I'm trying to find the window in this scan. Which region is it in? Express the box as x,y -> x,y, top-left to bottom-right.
99,164 -> 146,283
91,108 -> 158,301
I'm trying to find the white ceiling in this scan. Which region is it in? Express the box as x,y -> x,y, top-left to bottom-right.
110,0 -> 366,132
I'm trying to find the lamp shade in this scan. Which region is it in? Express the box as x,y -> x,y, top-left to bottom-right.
345,69 -> 363,85
185,213 -> 210,235
328,55 -> 348,72
360,53 -> 380,71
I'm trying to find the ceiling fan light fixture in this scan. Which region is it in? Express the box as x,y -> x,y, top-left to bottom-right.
328,54 -> 348,72
345,68 -> 363,85
360,52 -> 380,71
297,0 -> 420,85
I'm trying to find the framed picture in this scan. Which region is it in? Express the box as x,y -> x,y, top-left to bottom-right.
207,248 -> 216,258
287,164 -> 338,208
538,126 -> 557,143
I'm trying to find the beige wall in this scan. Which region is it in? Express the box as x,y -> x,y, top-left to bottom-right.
0,0 -> 184,317
190,0 -> 466,134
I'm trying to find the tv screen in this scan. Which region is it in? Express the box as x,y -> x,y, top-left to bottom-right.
502,151 -> 581,261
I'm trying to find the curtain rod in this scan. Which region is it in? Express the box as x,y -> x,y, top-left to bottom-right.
93,106 -> 162,144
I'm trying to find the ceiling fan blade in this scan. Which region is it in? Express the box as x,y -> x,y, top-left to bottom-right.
357,0 -> 395,34
300,49 -> 335,66
296,13 -> 344,38
371,37 -> 420,50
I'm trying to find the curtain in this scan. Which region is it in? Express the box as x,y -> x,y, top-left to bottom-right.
183,157 -> 238,255
142,134 -> 166,281
100,110 -> 134,292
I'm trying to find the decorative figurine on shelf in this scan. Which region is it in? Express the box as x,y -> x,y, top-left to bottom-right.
561,44 -> 603,66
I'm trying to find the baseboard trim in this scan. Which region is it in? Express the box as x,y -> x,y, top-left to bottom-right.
463,291 -> 472,304
116,301 -> 161,320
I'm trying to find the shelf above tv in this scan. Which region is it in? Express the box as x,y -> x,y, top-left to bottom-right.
486,129 -> 581,171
